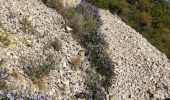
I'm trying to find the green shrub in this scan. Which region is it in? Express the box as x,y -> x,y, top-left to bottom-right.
23,54 -> 56,83
64,9 -> 85,34
84,15 -> 97,32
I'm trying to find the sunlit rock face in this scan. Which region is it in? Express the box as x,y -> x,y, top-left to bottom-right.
46,0 -> 81,8
62,0 -> 81,7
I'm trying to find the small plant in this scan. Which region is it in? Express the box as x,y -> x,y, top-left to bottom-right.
0,32 -> 11,46
80,19 -> 114,99
10,68 -> 19,79
75,5 -> 97,33
23,54 -> 57,83
44,38 -> 62,51
20,16 -> 37,34
84,16 -> 97,32
50,38 -> 62,51
70,55 -> 82,70
65,10 -> 85,34
86,73 -> 106,99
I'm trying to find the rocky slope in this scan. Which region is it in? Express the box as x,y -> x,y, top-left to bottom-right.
0,0 -> 89,99
99,10 -> 170,99
0,0 -> 170,99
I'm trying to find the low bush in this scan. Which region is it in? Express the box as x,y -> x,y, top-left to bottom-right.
23,54 -> 56,83
64,9 -> 85,34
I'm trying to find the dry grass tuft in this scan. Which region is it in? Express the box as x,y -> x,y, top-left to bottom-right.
10,68 -> 19,79
70,55 -> 82,70
34,76 -> 50,91
0,29 -> 11,46
20,15 -> 37,34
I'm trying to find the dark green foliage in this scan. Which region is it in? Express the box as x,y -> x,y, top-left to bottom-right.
86,0 -> 170,58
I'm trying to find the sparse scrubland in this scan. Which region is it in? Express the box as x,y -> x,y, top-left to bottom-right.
1,0 -> 170,99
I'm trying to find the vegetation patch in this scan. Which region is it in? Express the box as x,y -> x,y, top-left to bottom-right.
81,30 -> 114,99
20,15 -> 37,35
23,54 -> 57,84
44,38 -> 62,51
70,55 -> 82,70
0,31 -> 11,46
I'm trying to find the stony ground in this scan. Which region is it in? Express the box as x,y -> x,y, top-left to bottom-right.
0,0 -> 170,99
99,10 -> 170,99
0,0 -> 89,99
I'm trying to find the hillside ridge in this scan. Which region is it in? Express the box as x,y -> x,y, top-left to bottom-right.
0,0 -> 170,99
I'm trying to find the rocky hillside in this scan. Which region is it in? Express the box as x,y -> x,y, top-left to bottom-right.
0,0 -> 170,99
